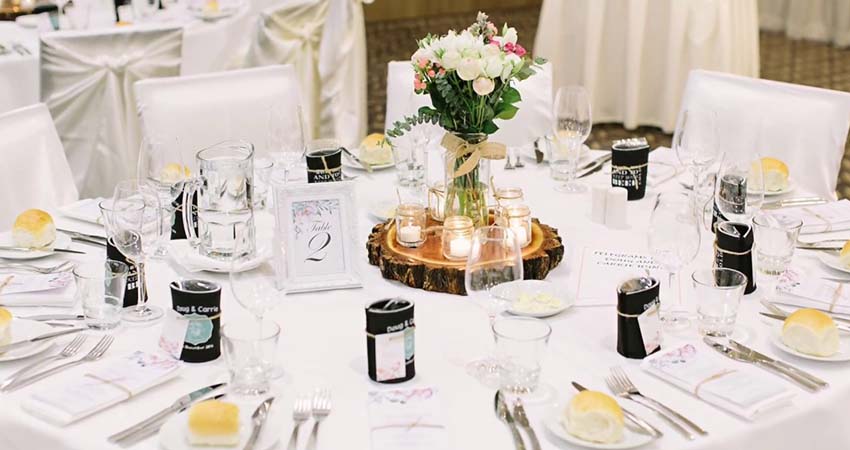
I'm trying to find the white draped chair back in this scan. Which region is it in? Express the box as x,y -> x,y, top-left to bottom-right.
0,104 -> 78,224
40,26 -> 183,198
679,69 -> 850,200
135,65 -> 303,166
245,0 -> 367,148
384,61 -> 554,148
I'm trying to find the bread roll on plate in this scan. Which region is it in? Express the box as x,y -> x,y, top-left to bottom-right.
12,209 -> 56,249
782,308 -> 839,357
187,400 -> 240,446
564,390 -> 624,444
359,133 -> 393,166
0,308 -> 12,350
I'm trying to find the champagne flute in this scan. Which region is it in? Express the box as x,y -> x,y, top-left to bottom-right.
268,104 -> 306,184
465,226 -> 524,386
137,135 -> 188,258
648,193 -> 701,328
551,86 -> 591,193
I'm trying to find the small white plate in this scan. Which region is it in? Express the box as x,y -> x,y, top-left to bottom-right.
750,178 -> 796,197
0,319 -> 55,362
816,252 -> 850,275
159,399 -> 281,450
0,233 -> 72,260
544,411 -> 654,449
342,148 -> 394,171
771,332 -> 850,362
493,280 -> 574,318
368,200 -> 397,222
168,240 -> 271,273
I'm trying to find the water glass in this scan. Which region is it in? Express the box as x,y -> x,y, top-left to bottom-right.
391,139 -> 426,187
253,157 -> 274,210
493,317 -> 551,395
692,268 -> 748,337
74,261 -> 128,330
221,319 -> 280,396
550,86 -> 591,193
753,213 -> 803,298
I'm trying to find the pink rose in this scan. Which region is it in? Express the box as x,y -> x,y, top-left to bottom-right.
504,42 -> 515,52
427,69 -> 436,77
514,45 -> 527,57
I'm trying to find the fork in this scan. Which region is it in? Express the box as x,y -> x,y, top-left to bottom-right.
306,388 -> 331,450
0,335 -> 88,391
606,367 -> 706,439
512,398 -> 539,450
0,261 -> 74,274
6,335 -> 113,392
287,396 -> 311,450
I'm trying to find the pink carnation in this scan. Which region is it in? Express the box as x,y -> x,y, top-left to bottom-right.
504,42 -> 515,52
514,44 -> 527,57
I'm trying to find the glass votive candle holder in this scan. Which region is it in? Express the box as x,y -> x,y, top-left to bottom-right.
428,183 -> 446,222
504,204 -> 532,248
441,215 -> 474,261
395,203 -> 427,248
495,187 -> 524,206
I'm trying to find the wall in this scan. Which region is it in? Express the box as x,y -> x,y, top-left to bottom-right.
364,0 -> 543,21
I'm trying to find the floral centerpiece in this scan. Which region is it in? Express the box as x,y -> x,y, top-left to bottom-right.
387,12 -> 545,227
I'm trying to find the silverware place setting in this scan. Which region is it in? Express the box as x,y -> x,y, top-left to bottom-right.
244,397 -> 276,450
306,387 -> 332,450
0,261 -> 75,274
763,197 -> 827,210
0,245 -> 86,255
57,229 -> 107,247
572,381 -> 662,438
761,300 -> 850,325
4,334 -> 113,392
511,397 -> 540,450
0,327 -> 86,356
0,334 -> 88,391
494,390 -> 525,450
287,395 -> 312,450
759,311 -> 850,333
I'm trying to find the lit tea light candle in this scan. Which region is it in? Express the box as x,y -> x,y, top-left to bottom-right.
441,215 -> 475,261
504,204 -> 532,248
449,237 -> 472,258
398,225 -> 422,244
395,203 -> 427,248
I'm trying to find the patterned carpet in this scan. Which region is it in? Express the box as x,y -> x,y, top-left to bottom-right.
365,5 -> 850,198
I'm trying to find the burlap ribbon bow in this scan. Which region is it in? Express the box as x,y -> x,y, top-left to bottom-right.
441,133 -> 507,178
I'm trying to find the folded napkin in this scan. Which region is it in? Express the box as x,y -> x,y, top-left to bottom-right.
58,198 -> 104,225
777,269 -> 850,315
0,272 -> 75,307
23,351 -> 181,426
168,239 -> 271,273
777,200 -> 850,234
368,387 -> 449,450
641,342 -> 794,420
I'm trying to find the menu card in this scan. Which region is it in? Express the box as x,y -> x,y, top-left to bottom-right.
641,343 -> 794,420
575,248 -> 669,306
368,387 -> 449,450
778,200 -> 850,234
777,268 -> 850,315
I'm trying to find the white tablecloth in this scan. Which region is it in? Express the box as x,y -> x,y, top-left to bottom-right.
2,152 -> 850,450
534,0 -> 760,132
0,23 -> 39,115
759,0 -> 850,47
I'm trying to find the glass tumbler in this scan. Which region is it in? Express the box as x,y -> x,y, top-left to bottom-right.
74,260 -> 128,330
391,139 -> 426,187
692,268 -> 748,337
753,213 -> 803,299
221,319 -> 281,396
493,317 -> 552,395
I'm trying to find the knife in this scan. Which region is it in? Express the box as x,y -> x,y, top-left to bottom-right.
20,314 -> 85,321
571,382 -> 662,438
494,391 -> 525,450
108,382 -> 227,444
0,246 -> 86,255
57,229 -> 106,241
0,327 -> 85,353
761,301 -> 850,325
704,337 -> 822,391
728,339 -> 829,390
244,397 -> 275,450
340,148 -> 373,173
763,197 -> 826,210
772,301 -> 850,319
760,312 -> 850,333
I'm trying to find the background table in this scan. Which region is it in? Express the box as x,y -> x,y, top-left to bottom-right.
759,0 -> 850,47
0,22 -> 39,116
2,150 -> 850,450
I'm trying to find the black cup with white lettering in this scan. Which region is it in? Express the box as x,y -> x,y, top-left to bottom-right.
106,238 -> 147,307
611,139 -> 650,201
171,191 -> 198,240
714,221 -> 756,294
366,298 -> 415,383
617,277 -> 661,359
306,148 -> 343,183
170,279 -> 221,363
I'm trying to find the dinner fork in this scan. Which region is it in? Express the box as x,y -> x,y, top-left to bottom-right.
0,261 -> 75,274
306,388 -> 331,450
0,335 -> 88,391
6,335 -> 113,392
287,396 -> 311,450
606,367 -> 706,439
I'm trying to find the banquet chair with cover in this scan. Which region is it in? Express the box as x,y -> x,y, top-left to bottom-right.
135,65 -> 303,166
40,25 -> 183,198
0,103 -> 78,224
678,69 -> 850,200
245,0 -> 368,148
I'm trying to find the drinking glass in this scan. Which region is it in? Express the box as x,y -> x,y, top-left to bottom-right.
648,193 -> 701,328
137,136 -> 188,258
714,152 -> 764,224
753,213 -> 803,299
108,180 -> 165,322
493,317 -> 551,395
673,109 -> 721,213
131,0 -> 158,21
390,137 -> 426,187
253,157 -> 274,210
692,268 -> 748,337
221,319 -> 280,396
550,86 -> 591,193
268,104 -> 305,184
74,260 -> 128,330
465,226 -> 524,386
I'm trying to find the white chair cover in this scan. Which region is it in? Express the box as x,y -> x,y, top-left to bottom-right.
0,104 -> 78,224
759,0 -> 850,47
0,23 -> 39,116
40,26 -> 183,198
246,0 -> 367,147
135,65 -> 303,165
678,69 -> 850,200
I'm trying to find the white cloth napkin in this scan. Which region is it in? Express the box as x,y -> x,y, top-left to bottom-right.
777,269 -> 850,315
168,240 -> 271,273
368,387 -> 449,450
23,351 -> 181,425
0,272 -> 75,307
777,200 -> 850,234
58,198 -> 104,225
641,342 -> 795,420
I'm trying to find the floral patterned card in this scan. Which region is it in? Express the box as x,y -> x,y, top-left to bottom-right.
368,387 -> 449,450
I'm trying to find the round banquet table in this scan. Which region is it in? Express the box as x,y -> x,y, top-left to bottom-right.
2,149 -> 850,450
0,22 -> 39,116
759,0 -> 850,47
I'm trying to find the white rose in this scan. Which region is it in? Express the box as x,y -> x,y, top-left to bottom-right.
501,62 -> 514,80
441,49 -> 461,70
473,77 -> 495,96
457,58 -> 483,81
484,56 -> 503,78
483,43 -> 500,57
412,47 -> 432,65
505,53 -> 522,67
502,27 -> 518,45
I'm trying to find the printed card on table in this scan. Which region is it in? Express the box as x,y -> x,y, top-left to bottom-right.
777,269 -> 850,315
575,248 -> 671,305
0,272 -> 72,295
367,387 -> 449,450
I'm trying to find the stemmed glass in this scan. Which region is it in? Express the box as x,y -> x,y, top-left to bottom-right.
551,86 -> 591,193
674,109 -> 721,214
465,226 -> 524,386
103,180 -> 165,322
137,136 -> 188,258
268,104 -> 306,184
648,193 -> 701,328
714,151 -> 765,224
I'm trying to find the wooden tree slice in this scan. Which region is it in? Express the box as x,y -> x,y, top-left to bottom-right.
367,217 -> 564,295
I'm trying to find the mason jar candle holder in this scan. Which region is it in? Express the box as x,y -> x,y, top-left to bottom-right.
395,203 -> 427,248
428,182 -> 447,222
504,204 -> 532,248
441,215 -> 474,261
495,187 -> 524,207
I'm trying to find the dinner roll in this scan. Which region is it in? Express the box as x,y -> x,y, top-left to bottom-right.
758,157 -> 789,192
12,209 -> 56,248
0,308 -> 11,350
359,133 -> 393,165
564,390 -> 624,444
187,400 -> 240,446
159,163 -> 190,184
782,308 -> 839,357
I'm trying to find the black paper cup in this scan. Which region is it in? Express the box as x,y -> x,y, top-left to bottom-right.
715,221 -> 756,294
611,142 -> 650,200
106,237 -> 146,307
306,142 -> 343,183
366,298 -> 415,383
617,277 -> 661,359
170,279 -> 222,363
171,191 -> 198,240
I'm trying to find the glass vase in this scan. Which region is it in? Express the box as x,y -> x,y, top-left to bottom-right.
444,132 -> 491,227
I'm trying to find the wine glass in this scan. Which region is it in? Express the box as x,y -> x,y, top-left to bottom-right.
465,226 -> 524,386
268,104 -> 306,184
673,108 -> 721,213
551,86 -> 591,193
105,180 -> 165,322
137,135 -> 188,258
714,151 -> 765,225
648,193 -> 701,328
